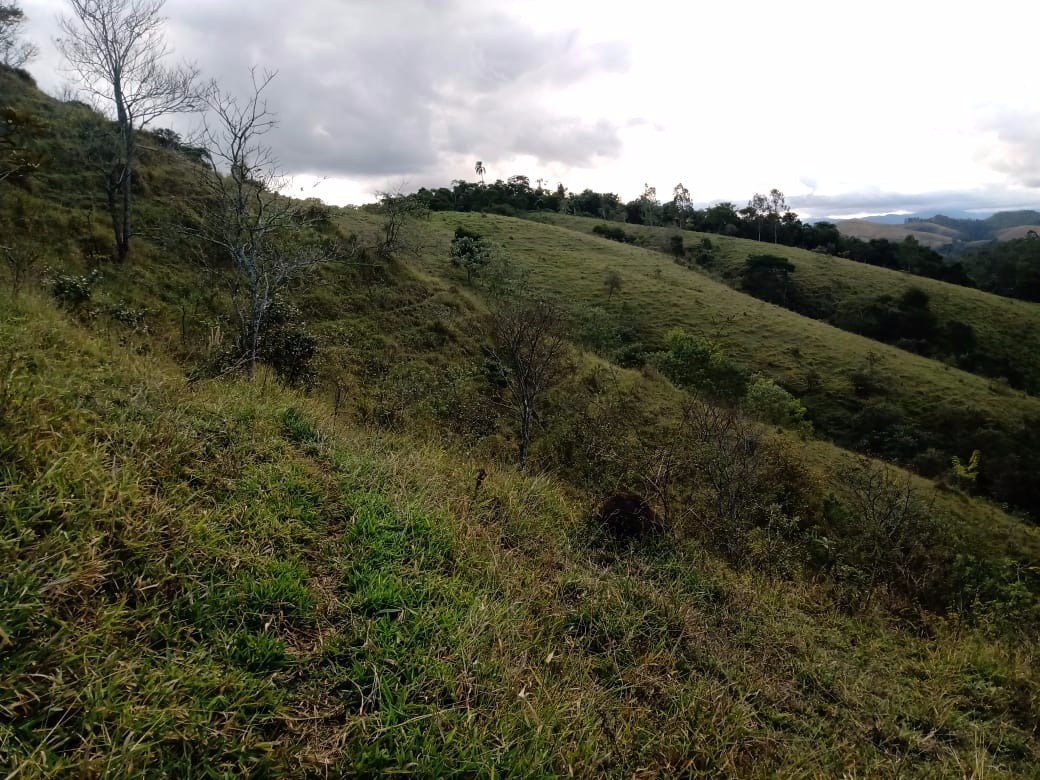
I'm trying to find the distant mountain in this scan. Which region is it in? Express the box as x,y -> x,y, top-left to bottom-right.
861,210 -> 987,225
836,209 -> 1040,250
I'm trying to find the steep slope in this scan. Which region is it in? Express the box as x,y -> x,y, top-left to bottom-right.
431,212 -> 1040,517
3,289 -> 1040,776
4,67 -> 1040,776
533,213 -> 1040,393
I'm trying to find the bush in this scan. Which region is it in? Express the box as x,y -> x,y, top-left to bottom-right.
260,299 -> 320,387
48,268 -> 101,311
450,227 -> 493,284
592,224 -> 632,243
596,493 -> 662,539
828,459 -> 949,608
744,374 -> 810,433
651,328 -> 748,401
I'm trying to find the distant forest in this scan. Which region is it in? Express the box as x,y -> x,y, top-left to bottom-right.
410,178 -> 1040,302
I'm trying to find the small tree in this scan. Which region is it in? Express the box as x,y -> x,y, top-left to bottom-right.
834,459 -> 945,605
604,268 -> 622,301
191,70 -> 328,373
486,293 -> 572,468
672,182 -> 692,227
767,188 -> 789,243
449,226 -> 492,284
474,160 -> 486,185
0,1 -> 38,68
376,189 -> 429,259
57,0 -> 200,263
743,192 -> 769,241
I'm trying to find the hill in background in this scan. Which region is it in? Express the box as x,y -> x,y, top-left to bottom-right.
837,210 -> 1040,251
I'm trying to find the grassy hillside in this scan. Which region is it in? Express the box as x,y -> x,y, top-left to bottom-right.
538,214 -> 1040,393
837,218 -> 956,248
837,211 -> 1040,248
443,213 -> 1040,506
4,66 -> 1040,775
4,290 -> 1040,776
996,225 -> 1040,241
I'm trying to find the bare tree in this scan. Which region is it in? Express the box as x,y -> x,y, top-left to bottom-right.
743,192 -> 769,241
0,2 -> 38,67
56,0 -> 200,262
375,188 -> 428,259
486,293 -> 572,469
190,70 -> 328,374
767,188 -> 789,243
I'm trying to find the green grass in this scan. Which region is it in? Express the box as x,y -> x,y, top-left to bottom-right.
422,212 -> 1040,470
2,285 -> 1040,776
535,212 -> 1040,395
4,68 -> 1040,775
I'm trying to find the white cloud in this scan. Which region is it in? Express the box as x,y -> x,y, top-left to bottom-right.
19,0 -> 1040,213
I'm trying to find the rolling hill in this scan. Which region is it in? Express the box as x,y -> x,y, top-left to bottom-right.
3,64 -> 1040,776
835,218 -> 957,248
837,210 -> 1040,249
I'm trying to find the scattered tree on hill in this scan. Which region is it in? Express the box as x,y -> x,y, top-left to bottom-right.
672,182 -> 692,227
191,70 -> 330,374
57,0 -> 201,263
0,1 -> 38,68
449,225 -> 492,284
638,183 -> 661,226
742,192 -> 769,241
741,253 -> 796,307
767,188 -> 789,243
474,160 -> 485,185
604,268 -> 622,301
375,189 -> 429,259
486,293 -> 572,469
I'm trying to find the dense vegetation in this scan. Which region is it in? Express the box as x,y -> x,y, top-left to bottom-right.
3,51 -> 1040,777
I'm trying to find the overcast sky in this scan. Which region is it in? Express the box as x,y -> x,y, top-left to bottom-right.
18,0 -> 1040,218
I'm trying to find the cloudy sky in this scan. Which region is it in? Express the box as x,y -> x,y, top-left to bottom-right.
18,0 -> 1040,218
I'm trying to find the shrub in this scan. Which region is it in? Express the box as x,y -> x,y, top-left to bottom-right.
260,299 -> 320,387
48,268 -> 101,311
450,227 -> 493,284
828,459 -> 949,608
651,328 -> 748,401
592,224 -> 632,243
744,374 -> 810,433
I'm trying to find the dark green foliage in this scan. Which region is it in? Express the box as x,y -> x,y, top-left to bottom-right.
956,235 -> 1040,302
449,226 -> 493,284
281,406 -> 319,443
651,329 -> 748,402
741,254 -> 796,307
260,299 -> 320,387
668,234 -> 684,259
592,223 -> 634,243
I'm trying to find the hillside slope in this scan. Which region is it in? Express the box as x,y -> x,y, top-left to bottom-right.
5,64 -> 1040,775
836,218 -> 956,248
3,289 -> 1040,776
429,212 -> 1040,513
533,213 -> 1040,393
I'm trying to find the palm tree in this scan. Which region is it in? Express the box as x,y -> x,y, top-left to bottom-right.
474,160 -> 486,185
